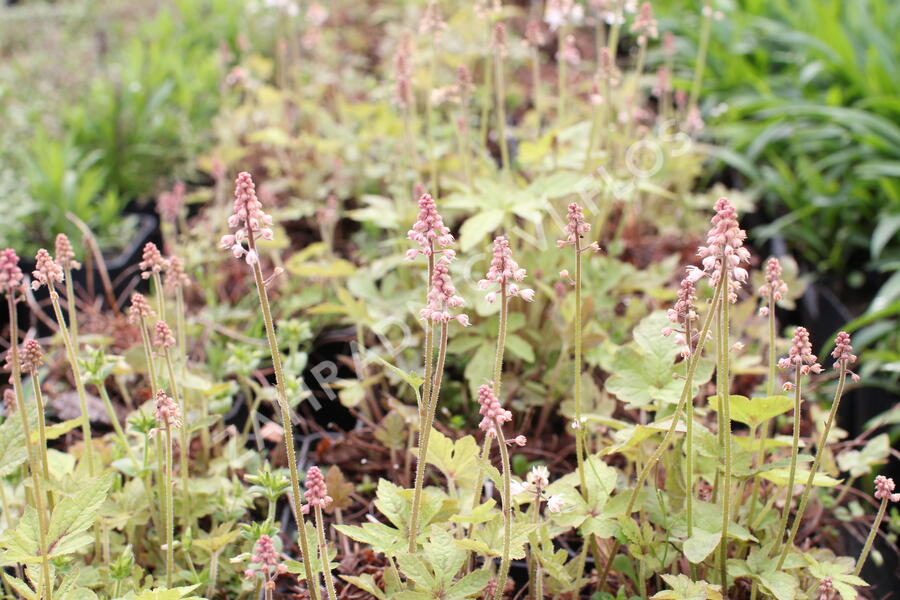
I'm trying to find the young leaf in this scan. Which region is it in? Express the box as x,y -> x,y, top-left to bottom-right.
683,529 -> 722,564
651,574 -> 723,600
341,574 -> 386,600
46,474 -> 113,557
446,569 -> 492,600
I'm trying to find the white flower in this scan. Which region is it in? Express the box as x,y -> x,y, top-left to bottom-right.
547,494 -> 568,513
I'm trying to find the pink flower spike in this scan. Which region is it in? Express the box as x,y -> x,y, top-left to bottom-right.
55,234 -> 81,270
407,193 -> 454,259
481,236 -> 531,303
874,475 -> 900,502
477,383 -> 512,434
558,203 -> 591,248
696,198 -> 750,303
0,249 -> 25,298
223,172 -> 275,262
758,257 -> 788,303
304,466 -> 333,508
153,390 -> 182,430
32,249 -> 64,291
781,327 -> 821,375
420,256 -> 467,324
139,242 -> 169,280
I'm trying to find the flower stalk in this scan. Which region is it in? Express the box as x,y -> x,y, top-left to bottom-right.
854,476 -> 899,576
33,249 -> 95,475
221,172 -> 319,600
778,333 -> 858,567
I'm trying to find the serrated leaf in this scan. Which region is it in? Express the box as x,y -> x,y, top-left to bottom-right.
397,554 -> 436,590
836,433 -> 890,477
758,570 -> 797,600
458,210 -> 504,252
333,522 -> 406,556
652,574 -> 723,600
341,574 -> 386,600
447,569 -> 492,599
683,529 -> 722,564
713,395 -> 793,427
424,529 -> 466,585
759,468 -> 841,487
424,430 -> 480,490
46,474 -> 113,557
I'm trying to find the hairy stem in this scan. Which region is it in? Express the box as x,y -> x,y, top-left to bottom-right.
8,298 -> 53,600
493,427 -> 512,600
599,275 -> 724,591
48,284 -> 94,475
409,321 -> 449,551
718,275 -> 732,591
778,366 -> 848,567
164,422 -> 175,587
773,367 -> 802,555
248,254 -> 320,600
854,497 -> 889,576
315,506 -> 338,600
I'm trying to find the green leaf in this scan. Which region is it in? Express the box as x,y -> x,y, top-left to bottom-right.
605,312 -> 713,410
836,433 -> 890,477
47,474 -> 113,557
424,529 -> 467,585
759,468 -> 841,487
333,522 -> 406,556
340,574 -> 386,600
446,569 -> 492,600
684,529 -> 722,564
424,430 -> 480,491
397,554 -> 436,590
652,574 -> 723,600
0,405 -> 27,477
504,334 -> 535,362
459,210 -> 504,252
720,395 -> 793,427
758,570 -> 797,600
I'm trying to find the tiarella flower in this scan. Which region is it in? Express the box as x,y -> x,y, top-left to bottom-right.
153,321 -> 176,349
817,577 -> 833,600
831,331 -> 860,382
3,388 -> 15,413
558,35 -> 581,66
164,255 -> 191,293
251,535 -> 279,569
663,31 -> 676,56
653,66 -> 670,98
156,181 -> 186,223
20,339 -> 44,374
478,236 -> 534,303
544,0 -> 584,31
477,383 -> 512,435
630,2 -> 658,42
0,248 -> 25,298
778,326 -> 822,376
547,494 -> 568,513
420,256 -> 468,325
874,475 -> 900,503
492,22 -> 507,56
154,391 -> 182,430
525,20 -> 546,47
418,2 -> 447,37
407,193 -> 454,259
139,242 -> 169,280
509,480 -> 532,496
689,198 -> 750,303
32,249 -> 65,291
664,274 -> 698,357
510,435 -> 527,447
55,234 -> 81,270
128,293 -> 156,324
393,32 -> 414,108
220,172 -> 275,265
758,256 -> 788,316
557,203 -> 593,248
304,466 -> 333,508
527,465 -> 550,490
